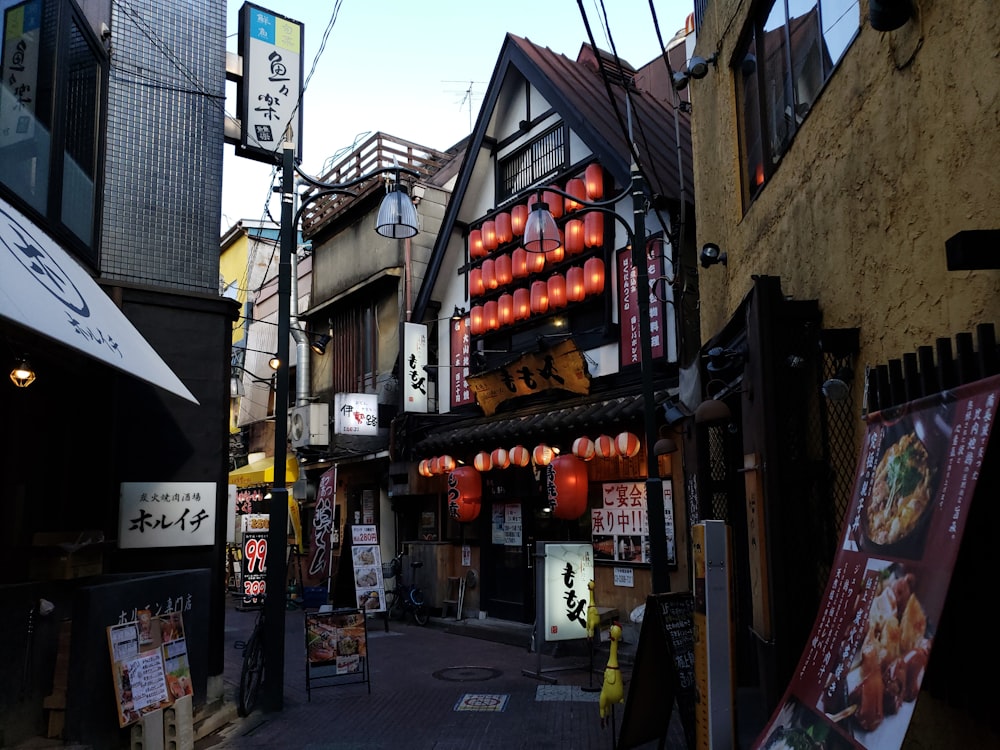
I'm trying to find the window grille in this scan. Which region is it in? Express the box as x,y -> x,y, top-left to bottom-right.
498,125 -> 566,202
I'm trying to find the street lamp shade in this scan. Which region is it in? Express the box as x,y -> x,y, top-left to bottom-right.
376,183 -> 419,239
523,200 -> 561,253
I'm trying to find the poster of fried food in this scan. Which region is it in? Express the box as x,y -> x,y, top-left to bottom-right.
752,375 -> 1000,750
305,610 -> 367,672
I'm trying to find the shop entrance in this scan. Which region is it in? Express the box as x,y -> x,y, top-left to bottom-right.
480,498 -> 535,623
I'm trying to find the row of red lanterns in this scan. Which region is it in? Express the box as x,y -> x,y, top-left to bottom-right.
468,259 -> 606,335
469,163 -> 604,259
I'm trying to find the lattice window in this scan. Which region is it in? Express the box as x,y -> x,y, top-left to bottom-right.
498,125 -> 567,201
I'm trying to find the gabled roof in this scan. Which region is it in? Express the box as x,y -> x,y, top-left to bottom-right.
413,33 -> 692,323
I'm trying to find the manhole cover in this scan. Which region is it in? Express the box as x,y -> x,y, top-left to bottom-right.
454,693 -> 509,712
433,665 -> 502,682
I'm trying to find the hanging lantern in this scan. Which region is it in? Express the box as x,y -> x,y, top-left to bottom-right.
470,268 -> 485,298
482,220 -> 498,251
548,273 -> 567,309
567,266 -> 586,303
512,247 -> 529,279
615,432 -> 641,458
532,444 -> 556,466
585,163 -> 604,200
509,445 -> 531,467
594,434 -> 618,458
495,253 -> 513,286
470,305 -> 485,335
448,466 -> 483,522
513,287 -> 531,321
469,228 -> 485,259
564,178 -> 586,213
429,456 -> 442,474
418,459 -> 431,477
530,280 -> 549,315
584,256 -> 605,296
491,447 -> 510,470
440,455 -> 457,473
546,454 -> 589,520
584,211 -> 604,247
482,258 -> 497,290
450,498 -> 482,523
543,188 -> 563,219
564,219 -> 585,255
484,300 -> 499,330
526,247 -> 546,274
511,204 -> 529,236
545,242 -> 565,267
495,212 -> 513,244
473,451 -> 493,472
572,436 -> 595,461
498,293 -> 514,326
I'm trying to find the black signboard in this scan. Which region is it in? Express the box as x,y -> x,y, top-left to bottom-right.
618,591 -> 696,750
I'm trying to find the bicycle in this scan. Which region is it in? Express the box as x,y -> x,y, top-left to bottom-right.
383,552 -> 429,626
235,604 -> 265,717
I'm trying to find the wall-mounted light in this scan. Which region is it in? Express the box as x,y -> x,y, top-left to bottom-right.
822,366 -> 854,402
10,357 -> 36,388
671,53 -> 718,91
375,172 -> 419,239
268,354 -> 281,370
694,398 -> 732,424
700,243 -> 727,268
310,321 -> 333,355
451,306 -> 464,322
706,346 -> 746,374
869,0 -> 911,31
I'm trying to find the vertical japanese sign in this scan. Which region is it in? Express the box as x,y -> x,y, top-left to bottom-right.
334,392 -> 378,435
0,0 -> 40,149
237,3 -> 303,163
306,466 -> 337,586
350,525 -> 386,612
402,321 -> 428,413
542,543 -> 594,642
118,482 -> 217,548
617,237 -> 672,368
241,513 -> 269,608
753,375 -> 1000,750
450,314 -> 473,407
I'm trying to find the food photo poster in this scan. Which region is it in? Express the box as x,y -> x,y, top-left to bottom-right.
753,375 -> 998,750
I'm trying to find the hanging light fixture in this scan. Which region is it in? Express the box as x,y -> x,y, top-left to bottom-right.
482,220 -> 498,252
484,300 -> 499,331
491,447 -> 510,469
470,268 -> 485,297
564,178 -> 586,213
529,280 -> 549,315
310,321 -> 333,355
473,451 -> 493,472
615,431 -> 641,458
469,228 -> 485,259
584,163 -> 604,200
583,257 -> 605,296
532,444 -> 556,466
513,287 -> 531,321
512,247 -> 529,279
548,273 -> 567,309
495,212 -> 513,245
495,253 -> 513,286
511,204 -> 528,236
594,434 -> 618,459
10,357 -> 36,388
470,305 -> 486,335
375,174 -> 419,239
584,211 -> 604,248
564,219 -> 585,255
572,436 -> 595,461
481,258 -> 497,290
523,194 -> 561,254
566,266 -> 586,303
509,445 -> 531,467
498,293 -> 514,326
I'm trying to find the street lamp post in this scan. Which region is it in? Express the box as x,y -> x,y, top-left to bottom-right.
262,141 -> 420,712
524,161 -> 672,594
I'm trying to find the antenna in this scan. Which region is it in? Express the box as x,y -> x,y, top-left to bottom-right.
443,80 -> 486,133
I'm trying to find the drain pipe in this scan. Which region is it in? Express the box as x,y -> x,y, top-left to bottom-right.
289,227 -> 310,407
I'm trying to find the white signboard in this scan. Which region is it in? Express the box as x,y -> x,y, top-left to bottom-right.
0,0 -> 40,149
334,392 -> 379,435
350,525 -> 386,612
592,480 -> 677,567
402,321 -> 428,413
238,3 -> 303,161
613,567 -> 634,587
118,482 -> 217,548
542,542 -> 594,642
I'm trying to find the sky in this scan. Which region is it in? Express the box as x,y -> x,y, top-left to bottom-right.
221,0 -> 695,231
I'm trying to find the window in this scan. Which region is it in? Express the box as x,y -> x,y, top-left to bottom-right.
0,0 -> 106,262
498,125 -> 567,202
736,0 -> 858,208
329,300 -> 380,393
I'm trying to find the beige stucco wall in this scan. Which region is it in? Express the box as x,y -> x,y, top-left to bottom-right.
691,1 -> 1000,399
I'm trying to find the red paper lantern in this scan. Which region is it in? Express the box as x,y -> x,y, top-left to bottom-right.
513,287 -> 531,321
543,188 -> 563,219
418,459 -> 431,477
473,451 -> 493,472
484,300 -> 499,330
429,456 -> 442,474
495,253 -> 513,286
532,444 -> 555,466
469,229 -> 485,259
564,219 -> 585,255
491,447 -> 510,469
511,204 -> 528,236
498,293 -> 514,326
530,280 -> 549,315
566,266 -> 586,303
512,247 -> 529,279
482,258 -> 497,290
470,267 -> 485,298
470,305 -> 485,335
482,220 -> 498,251
564,178 -> 586,213
572,436 -> 595,461
509,445 -> 531,467
440,454 -> 457,473
545,243 -> 565,267
526,248 -> 546,274
584,211 -> 604,247
450,498 -> 481,522
585,163 -> 604,200
594,434 -> 618,458
546,454 -> 589,519
615,432 -> 640,458
584,256 -> 605,296
495,212 -> 513,244
548,273 -> 567,309
448,466 -> 483,522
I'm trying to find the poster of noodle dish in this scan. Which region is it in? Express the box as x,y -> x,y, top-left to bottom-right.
752,374 -> 999,750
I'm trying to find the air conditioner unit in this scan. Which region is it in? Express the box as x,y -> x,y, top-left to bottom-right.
288,404 -> 329,448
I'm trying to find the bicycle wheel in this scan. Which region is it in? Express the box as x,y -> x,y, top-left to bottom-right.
238,628 -> 265,717
386,589 -> 405,621
413,603 -> 429,626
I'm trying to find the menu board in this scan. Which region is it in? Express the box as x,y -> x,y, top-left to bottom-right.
305,609 -> 367,674
752,375 -> 999,750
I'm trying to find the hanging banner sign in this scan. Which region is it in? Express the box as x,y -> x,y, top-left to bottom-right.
450,315 -> 473,408
402,321 -> 429,413
334,392 -> 378,435
752,375 -> 1000,750
541,542 -> 594,642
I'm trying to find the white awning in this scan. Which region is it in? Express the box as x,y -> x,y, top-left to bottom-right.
0,198 -> 199,404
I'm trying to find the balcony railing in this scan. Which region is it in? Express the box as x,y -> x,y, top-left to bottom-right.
300,132 -> 450,236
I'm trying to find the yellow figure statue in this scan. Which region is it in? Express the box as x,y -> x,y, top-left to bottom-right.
586,579 -> 600,640
599,622 -> 624,727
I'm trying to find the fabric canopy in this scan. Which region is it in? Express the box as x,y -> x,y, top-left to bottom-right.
228,454 -> 299,488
